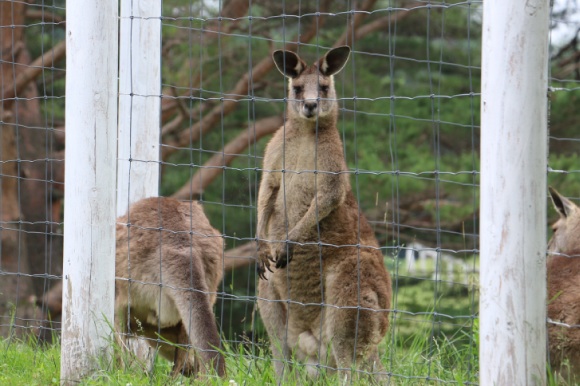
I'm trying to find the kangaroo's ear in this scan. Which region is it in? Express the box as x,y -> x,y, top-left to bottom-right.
272,50 -> 307,79
318,46 -> 351,76
549,186 -> 577,218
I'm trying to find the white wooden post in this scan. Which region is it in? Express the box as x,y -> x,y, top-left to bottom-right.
60,0 -> 118,382
480,1 -> 550,385
117,1 -> 162,216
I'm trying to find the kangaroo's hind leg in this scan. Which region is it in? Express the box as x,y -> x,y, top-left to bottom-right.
169,323 -> 198,377
257,278 -> 292,380
163,248 -> 226,377
324,275 -> 389,383
140,324 -> 198,377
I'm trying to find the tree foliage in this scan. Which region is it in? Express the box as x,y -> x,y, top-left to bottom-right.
2,0 -> 579,345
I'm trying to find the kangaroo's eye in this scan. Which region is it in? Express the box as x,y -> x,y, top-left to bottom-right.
319,85 -> 329,93
293,86 -> 303,95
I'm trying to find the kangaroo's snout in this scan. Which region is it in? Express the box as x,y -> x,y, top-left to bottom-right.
303,101 -> 318,118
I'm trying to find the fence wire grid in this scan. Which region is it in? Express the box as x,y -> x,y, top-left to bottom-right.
0,0 -> 578,385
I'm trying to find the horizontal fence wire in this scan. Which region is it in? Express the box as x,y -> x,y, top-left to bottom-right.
547,0 -> 580,361
0,0 -> 578,384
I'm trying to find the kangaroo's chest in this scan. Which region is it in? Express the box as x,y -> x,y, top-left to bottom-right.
283,135 -> 318,177
272,136 -> 322,216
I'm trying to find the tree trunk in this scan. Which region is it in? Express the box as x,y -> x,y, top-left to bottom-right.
18,43 -> 64,296
0,1 -> 42,338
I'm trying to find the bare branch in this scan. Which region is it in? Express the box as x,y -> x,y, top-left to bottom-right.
334,0 -> 379,47
25,9 -> 65,26
165,59 -> 276,158
1,41 -> 24,60
167,0 -> 393,205
202,0 -> 250,38
172,115 -> 283,200
223,242 -> 257,270
162,114 -> 185,137
551,27 -> 580,62
555,59 -> 580,79
161,3 -> 332,160
220,0 -> 251,19
557,49 -> 580,68
351,2 -> 421,42
1,40 -> 66,107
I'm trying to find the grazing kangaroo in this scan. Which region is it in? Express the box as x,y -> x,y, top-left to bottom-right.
547,187 -> 580,381
115,197 -> 225,377
256,46 -> 392,383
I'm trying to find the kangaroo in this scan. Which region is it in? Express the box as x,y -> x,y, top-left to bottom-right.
547,187 -> 580,381
115,197 -> 225,377
256,46 -> 392,383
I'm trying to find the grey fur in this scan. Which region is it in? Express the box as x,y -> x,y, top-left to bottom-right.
256,46 -> 392,383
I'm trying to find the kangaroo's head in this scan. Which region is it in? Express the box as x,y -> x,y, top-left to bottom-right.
272,46 -> 350,122
548,187 -> 580,255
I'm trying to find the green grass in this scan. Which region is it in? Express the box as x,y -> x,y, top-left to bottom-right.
0,335 -> 60,385
0,322 -> 566,385
0,256 -> 483,385
0,255 -> 562,385
0,325 -> 481,386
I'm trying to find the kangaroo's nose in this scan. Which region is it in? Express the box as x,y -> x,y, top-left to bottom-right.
304,101 -> 317,112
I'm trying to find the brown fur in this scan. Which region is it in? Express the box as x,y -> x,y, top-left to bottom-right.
38,198 -> 225,377
256,47 -> 392,382
114,197 -> 226,377
547,187 -> 580,381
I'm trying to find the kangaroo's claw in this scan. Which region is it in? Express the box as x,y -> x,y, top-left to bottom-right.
257,263 -> 268,280
275,243 -> 294,269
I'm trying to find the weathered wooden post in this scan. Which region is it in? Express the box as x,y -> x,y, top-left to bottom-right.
60,0 -> 118,382
117,1 -> 162,215
480,1 -> 550,385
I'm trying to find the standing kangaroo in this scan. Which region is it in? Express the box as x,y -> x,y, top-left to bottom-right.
115,197 -> 225,377
256,46 -> 392,382
547,187 -> 580,381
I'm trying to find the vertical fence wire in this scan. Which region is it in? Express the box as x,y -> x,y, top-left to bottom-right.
0,0 -> 67,343
159,1 -> 482,383
547,1 -> 580,383
1,0 -> 579,384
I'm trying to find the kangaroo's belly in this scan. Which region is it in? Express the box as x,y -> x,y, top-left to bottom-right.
270,251 -> 329,325
125,283 -> 182,329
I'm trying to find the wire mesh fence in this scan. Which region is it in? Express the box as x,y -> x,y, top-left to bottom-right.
546,2 -> 580,383
158,1 -> 482,382
0,0 -> 66,341
0,0 -> 578,384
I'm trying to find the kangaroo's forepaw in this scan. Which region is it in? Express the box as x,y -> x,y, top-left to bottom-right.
274,242 -> 294,269
257,260 -> 273,280
257,245 -> 274,280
